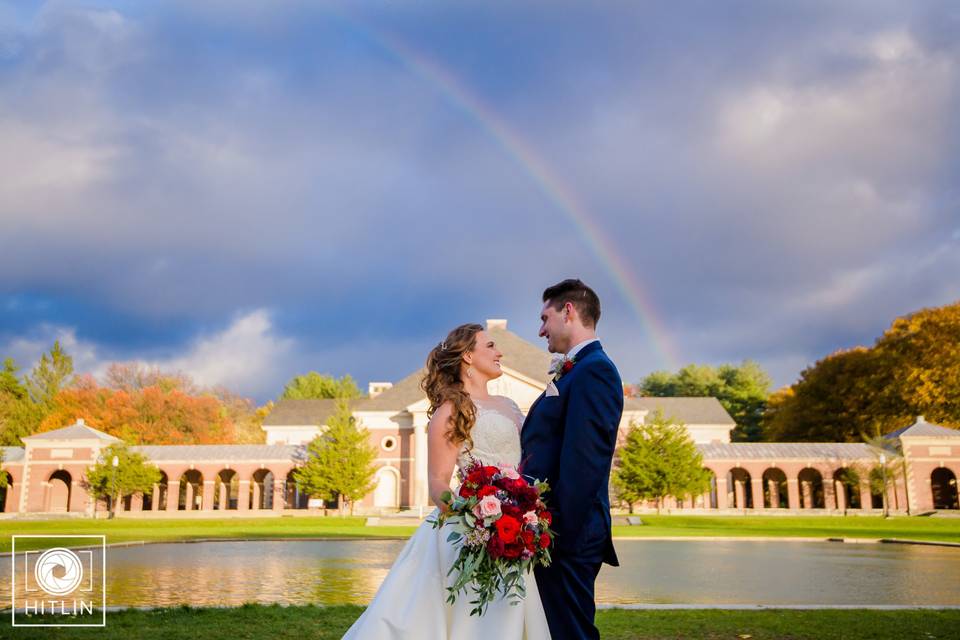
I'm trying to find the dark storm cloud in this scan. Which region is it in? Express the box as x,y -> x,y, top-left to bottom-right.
0,1 -> 957,399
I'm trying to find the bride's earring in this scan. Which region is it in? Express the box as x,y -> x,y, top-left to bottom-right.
466,365 -> 474,378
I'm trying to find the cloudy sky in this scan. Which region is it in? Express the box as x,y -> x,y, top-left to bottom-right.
1,1 -> 958,402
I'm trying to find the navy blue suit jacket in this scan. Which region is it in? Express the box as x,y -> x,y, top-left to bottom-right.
520,341 -> 623,566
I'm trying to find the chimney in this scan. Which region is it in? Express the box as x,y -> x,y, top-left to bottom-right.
486,319 -> 507,331
368,382 -> 393,398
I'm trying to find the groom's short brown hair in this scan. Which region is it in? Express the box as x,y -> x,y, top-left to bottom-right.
542,279 -> 601,328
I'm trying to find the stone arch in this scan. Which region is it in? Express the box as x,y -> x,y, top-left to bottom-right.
250,469 -> 275,510
797,467 -> 825,509
701,468 -> 718,509
146,470 -> 169,511
832,467 -> 861,510
215,469 -> 239,510
284,470 -> 307,509
178,470 -> 204,510
868,467 -> 885,508
47,469 -> 72,512
931,467 -> 959,510
762,468 -> 788,508
727,468 -> 753,508
373,465 -> 400,509
0,471 -> 13,513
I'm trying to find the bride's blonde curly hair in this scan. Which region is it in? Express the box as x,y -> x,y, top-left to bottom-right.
420,322 -> 484,450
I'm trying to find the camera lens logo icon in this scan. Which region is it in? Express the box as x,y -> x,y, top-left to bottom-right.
34,548 -> 84,596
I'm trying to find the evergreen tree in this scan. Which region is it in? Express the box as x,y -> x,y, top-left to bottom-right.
612,410 -> 712,514
0,357 -> 42,446
295,398 -> 377,515
25,341 -> 74,409
0,358 -> 26,400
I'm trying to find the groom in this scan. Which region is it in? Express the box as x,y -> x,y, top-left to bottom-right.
521,278 -> 624,640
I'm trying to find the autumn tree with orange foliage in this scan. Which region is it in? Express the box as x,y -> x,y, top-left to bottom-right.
763,301 -> 960,442
39,372 -> 237,445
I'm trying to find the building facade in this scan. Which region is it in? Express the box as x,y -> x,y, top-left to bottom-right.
1,320 -> 957,516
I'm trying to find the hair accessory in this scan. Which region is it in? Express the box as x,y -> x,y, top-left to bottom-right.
439,340 -> 447,350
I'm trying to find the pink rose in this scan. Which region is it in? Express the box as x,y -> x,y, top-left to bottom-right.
499,464 -> 520,480
473,495 -> 502,519
523,511 -> 538,526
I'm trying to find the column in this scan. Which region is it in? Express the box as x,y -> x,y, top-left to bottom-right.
238,480 -> 250,512
801,481 -> 813,509
131,494 -> 143,512
715,475 -> 729,509
787,478 -> 800,509
151,483 -> 161,511
185,482 -> 194,511
767,479 -> 779,508
68,480 -> 84,513
167,480 -> 179,512
202,480 -> 215,511
272,476 -> 286,511
218,481 -> 227,510
413,412 -> 429,508
859,480 -> 873,510
734,479 -> 745,509
835,480 -> 846,511
252,481 -> 261,510
822,474 -> 835,511
750,479 -> 764,511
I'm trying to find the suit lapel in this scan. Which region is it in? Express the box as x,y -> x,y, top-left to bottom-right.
522,341 -> 603,436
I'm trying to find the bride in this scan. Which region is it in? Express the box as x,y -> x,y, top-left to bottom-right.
342,323 -> 551,639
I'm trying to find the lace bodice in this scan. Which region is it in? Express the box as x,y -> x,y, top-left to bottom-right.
456,396 -> 524,470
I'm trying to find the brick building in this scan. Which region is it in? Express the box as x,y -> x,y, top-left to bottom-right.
0,320 -> 957,516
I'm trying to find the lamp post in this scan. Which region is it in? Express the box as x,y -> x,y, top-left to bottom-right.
879,452 -> 888,518
109,455 -> 119,520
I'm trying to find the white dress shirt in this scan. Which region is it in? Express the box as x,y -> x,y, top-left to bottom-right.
566,337 -> 599,359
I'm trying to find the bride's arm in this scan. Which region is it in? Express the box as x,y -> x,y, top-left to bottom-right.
427,401 -> 459,512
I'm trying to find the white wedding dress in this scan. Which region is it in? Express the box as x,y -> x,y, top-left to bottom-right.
342,395 -> 551,639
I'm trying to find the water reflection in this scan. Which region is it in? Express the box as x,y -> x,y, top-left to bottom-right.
1,539 -> 957,608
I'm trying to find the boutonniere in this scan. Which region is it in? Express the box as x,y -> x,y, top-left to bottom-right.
549,354 -> 576,382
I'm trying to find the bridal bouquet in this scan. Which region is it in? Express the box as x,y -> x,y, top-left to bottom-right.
430,459 -> 555,616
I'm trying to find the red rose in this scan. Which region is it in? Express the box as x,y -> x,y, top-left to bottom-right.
539,533 -> 551,548
487,534 -> 505,559
459,484 -> 476,498
540,510 -> 552,525
482,465 -> 500,479
502,542 -> 524,559
502,504 -> 523,520
562,360 -> 574,373
495,515 -> 522,543
477,485 -> 499,498
516,486 -> 538,511
521,530 -> 536,551
466,470 -> 485,485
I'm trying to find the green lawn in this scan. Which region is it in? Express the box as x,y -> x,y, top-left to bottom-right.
5,604 -> 959,639
610,514 -> 960,542
1,513 -> 958,552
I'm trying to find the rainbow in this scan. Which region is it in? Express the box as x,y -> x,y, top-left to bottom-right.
335,15 -> 683,370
